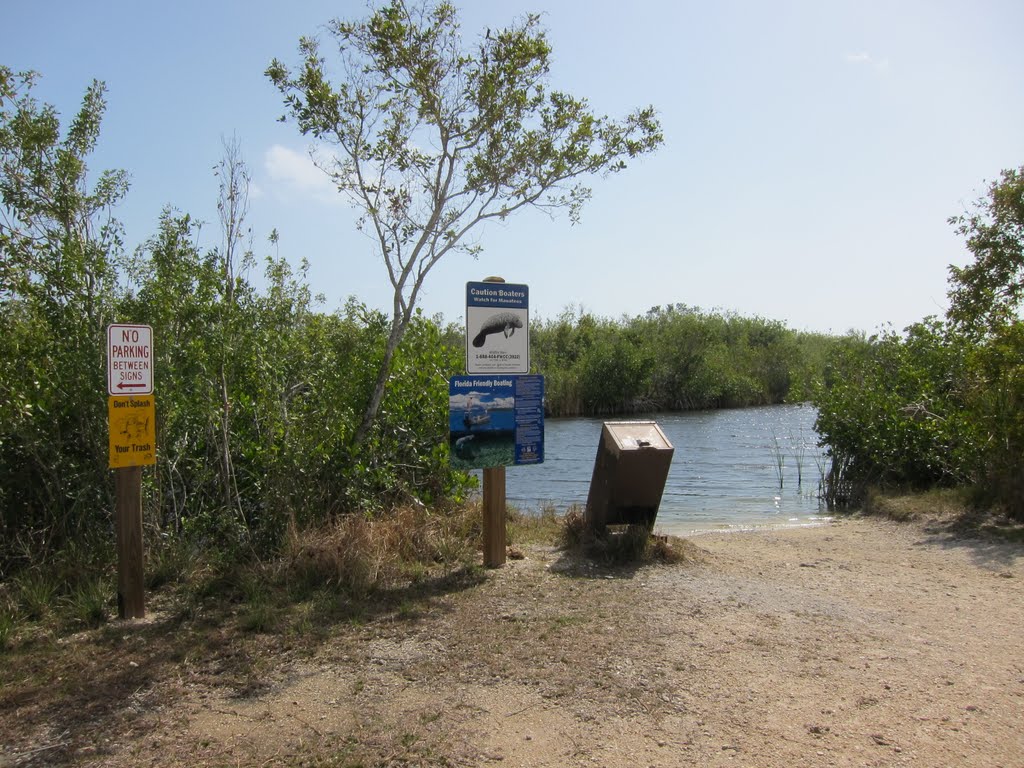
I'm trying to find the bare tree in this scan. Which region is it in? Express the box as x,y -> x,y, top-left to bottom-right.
267,1 -> 663,445
213,136 -> 252,525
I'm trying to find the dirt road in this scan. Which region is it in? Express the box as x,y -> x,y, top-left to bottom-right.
5,515 -> 1023,766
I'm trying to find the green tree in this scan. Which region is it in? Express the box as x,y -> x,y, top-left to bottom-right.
811,166 -> 1024,516
947,166 -> 1024,336
0,68 -> 128,311
946,165 -> 1024,515
267,1 -> 663,445
813,321 -> 972,499
0,67 -> 128,556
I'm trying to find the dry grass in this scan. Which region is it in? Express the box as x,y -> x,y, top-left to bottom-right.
862,487 -> 1024,542
863,487 -> 969,522
3,500 -> 701,657
283,502 -> 482,597
508,502 -> 564,545
559,505 -> 700,565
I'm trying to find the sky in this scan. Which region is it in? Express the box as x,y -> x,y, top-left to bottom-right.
6,0 -> 1023,334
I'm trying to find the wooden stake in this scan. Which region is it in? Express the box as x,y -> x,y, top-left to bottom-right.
482,465 -> 507,567
479,275 -> 509,568
115,466 -> 145,619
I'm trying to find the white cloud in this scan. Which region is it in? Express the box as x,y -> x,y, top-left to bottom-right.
263,144 -> 341,205
845,51 -> 890,73
449,392 -> 514,409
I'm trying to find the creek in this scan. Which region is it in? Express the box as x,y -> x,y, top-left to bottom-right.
501,403 -> 830,534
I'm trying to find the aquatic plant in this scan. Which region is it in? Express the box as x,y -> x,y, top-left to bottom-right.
791,428 -> 807,489
769,429 -> 785,489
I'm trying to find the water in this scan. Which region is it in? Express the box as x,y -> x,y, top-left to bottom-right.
500,403 -> 830,535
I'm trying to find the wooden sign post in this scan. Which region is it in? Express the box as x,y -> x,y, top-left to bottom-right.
482,465 -> 507,568
479,277 -> 509,568
108,394 -> 155,619
107,324 -> 155,619
115,466 -> 145,618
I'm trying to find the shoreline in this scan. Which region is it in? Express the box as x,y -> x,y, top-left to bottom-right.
658,514 -> 835,538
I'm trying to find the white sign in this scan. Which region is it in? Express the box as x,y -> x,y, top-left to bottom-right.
107,324 -> 153,395
466,281 -> 529,374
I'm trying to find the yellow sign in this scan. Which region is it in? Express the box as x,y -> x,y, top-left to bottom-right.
108,396 -> 156,468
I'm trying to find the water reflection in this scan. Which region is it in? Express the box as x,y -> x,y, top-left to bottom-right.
500,403 -> 829,534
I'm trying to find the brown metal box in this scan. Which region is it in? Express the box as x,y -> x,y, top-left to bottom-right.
585,421 -> 674,532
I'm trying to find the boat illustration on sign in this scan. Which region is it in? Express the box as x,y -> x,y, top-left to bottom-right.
463,397 -> 491,429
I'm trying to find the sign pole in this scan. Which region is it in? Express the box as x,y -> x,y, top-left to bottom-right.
107,323 -> 155,620
482,465 -> 507,567
115,465 -> 145,618
480,276 -> 508,568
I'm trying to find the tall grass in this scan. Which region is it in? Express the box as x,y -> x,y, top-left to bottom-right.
815,453 -> 831,502
0,605 -> 16,651
508,503 -> 564,545
791,429 -> 807,489
6,561 -> 112,641
15,570 -> 60,622
284,503 -> 481,599
61,578 -> 111,630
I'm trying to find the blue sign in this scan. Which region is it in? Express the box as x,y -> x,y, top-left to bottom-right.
466,281 -> 528,309
449,375 -> 544,469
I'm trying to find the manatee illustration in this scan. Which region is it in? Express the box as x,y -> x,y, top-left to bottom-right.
454,434 -> 478,459
472,312 -> 523,348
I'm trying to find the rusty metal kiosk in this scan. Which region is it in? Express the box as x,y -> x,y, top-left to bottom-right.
585,421 -> 674,533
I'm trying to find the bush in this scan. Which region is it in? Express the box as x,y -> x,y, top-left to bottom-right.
813,320 -> 974,502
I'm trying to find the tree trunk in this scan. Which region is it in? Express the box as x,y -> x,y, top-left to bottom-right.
352,314 -> 407,447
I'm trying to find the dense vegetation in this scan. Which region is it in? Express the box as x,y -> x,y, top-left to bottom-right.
4,57 -> 1019,643
0,66 -> 835,593
533,305 -> 835,416
0,69 -> 471,584
812,166 -> 1024,519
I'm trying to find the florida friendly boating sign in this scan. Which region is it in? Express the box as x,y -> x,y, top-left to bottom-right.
448,375 -> 544,469
466,281 -> 528,374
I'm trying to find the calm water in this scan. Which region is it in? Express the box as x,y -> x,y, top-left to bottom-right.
500,403 -> 830,534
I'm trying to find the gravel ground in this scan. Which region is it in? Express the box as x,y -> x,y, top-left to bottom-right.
3,514 -> 1023,767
